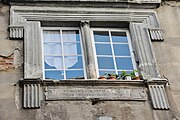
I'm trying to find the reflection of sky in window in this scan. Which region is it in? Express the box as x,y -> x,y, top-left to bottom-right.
94,30 -> 134,75
65,56 -> 83,69
96,44 -> 112,55
116,57 -> 133,70
45,70 -> 64,80
97,57 -> 115,69
66,70 -> 84,79
94,31 -> 110,42
113,44 -> 130,56
111,32 -> 127,43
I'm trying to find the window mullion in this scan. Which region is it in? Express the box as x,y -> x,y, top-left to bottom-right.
109,31 -> 118,74
60,29 -> 66,80
80,21 -> 97,79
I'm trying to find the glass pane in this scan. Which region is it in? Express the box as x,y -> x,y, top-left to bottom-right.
99,70 -> 115,76
43,30 -> 60,42
62,30 -> 80,42
44,56 -> 63,69
94,31 -> 110,42
116,57 -> 133,70
63,43 -> 81,55
111,32 -> 127,43
95,44 -> 112,55
65,56 -> 83,69
97,57 -> 114,69
44,43 -> 62,55
113,44 -> 130,56
45,70 -> 64,80
66,70 -> 84,79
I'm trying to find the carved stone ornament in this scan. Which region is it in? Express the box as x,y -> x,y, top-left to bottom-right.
148,28 -> 164,41
9,26 -> 24,39
45,87 -> 147,101
148,85 -> 170,110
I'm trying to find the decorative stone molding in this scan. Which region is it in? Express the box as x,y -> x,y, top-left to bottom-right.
20,78 -> 42,109
9,26 -> 24,39
23,83 -> 40,108
148,85 -> 170,110
148,28 -> 164,41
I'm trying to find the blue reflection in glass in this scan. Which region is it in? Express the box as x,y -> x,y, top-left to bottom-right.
44,61 -> 56,69
113,44 -> 130,56
111,32 -> 127,43
96,44 -> 112,55
66,70 -> 84,79
98,57 -> 114,69
65,56 -> 83,69
44,56 -> 63,69
94,31 -> 110,42
116,57 -> 133,70
45,70 -> 64,80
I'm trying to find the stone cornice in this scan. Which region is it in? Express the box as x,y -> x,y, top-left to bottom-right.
10,6 -> 159,27
4,0 -> 161,9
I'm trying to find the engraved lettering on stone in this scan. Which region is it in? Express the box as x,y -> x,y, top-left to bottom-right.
45,87 -> 146,101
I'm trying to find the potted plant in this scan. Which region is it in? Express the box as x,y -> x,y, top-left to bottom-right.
104,73 -> 119,80
120,70 -> 131,80
130,70 -> 143,80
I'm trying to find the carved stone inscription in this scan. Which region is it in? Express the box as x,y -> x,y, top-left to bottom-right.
45,87 -> 147,101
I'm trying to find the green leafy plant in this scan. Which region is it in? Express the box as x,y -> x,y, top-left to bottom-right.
104,72 -> 119,79
120,71 -> 130,79
130,70 -> 138,79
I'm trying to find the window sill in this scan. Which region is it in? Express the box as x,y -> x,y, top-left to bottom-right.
43,79 -> 146,86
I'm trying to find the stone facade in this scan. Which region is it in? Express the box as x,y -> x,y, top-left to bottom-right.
0,0 -> 180,120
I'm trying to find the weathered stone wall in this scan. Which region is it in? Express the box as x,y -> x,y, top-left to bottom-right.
0,2 -> 180,120
154,3 -> 180,119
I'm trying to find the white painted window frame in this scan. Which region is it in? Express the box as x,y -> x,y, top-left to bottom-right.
91,28 -> 137,77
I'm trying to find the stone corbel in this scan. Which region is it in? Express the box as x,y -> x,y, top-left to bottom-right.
19,78 -> 42,109
9,26 -> 24,39
147,79 -> 170,110
148,28 -> 164,41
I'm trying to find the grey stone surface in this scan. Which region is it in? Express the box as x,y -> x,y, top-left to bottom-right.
45,87 -> 147,101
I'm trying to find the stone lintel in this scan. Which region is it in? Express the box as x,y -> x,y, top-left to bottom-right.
45,87 -> 147,101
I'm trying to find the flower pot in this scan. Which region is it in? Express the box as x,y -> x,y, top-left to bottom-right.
125,76 -> 131,80
98,76 -> 106,80
132,77 -> 141,80
107,76 -> 116,80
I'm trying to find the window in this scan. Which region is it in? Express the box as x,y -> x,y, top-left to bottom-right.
10,7 -> 161,79
42,27 -> 136,80
92,29 -> 136,77
42,28 -> 86,80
